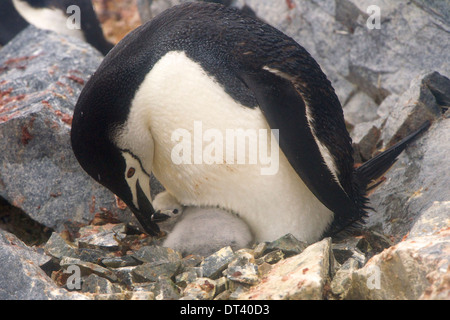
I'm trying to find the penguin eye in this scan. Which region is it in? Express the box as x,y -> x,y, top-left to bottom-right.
173,209 -> 179,214
127,167 -> 136,178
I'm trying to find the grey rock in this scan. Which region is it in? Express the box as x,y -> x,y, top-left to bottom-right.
330,257 -> 360,298
380,72 -> 444,149
225,251 -> 260,286
131,249 -> 182,283
76,223 -> 127,252
0,229 -> 88,300
200,246 -> 235,279
175,268 -> 202,288
409,201 -> 450,238
154,276 -> 181,300
131,262 -> 180,283
367,117 -> 450,241
345,231 -> 450,300
351,71 -> 447,162
81,273 -> 123,295
264,233 -> 308,257
238,238 -> 333,300
131,245 -> 182,264
60,257 -> 118,283
0,26 -> 136,232
332,238 -> 366,266
256,249 -> 284,265
182,278 -> 217,300
44,232 -> 78,260
343,91 -> 379,126
102,255 -> 141,269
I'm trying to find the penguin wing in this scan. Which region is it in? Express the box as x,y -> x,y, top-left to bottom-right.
237,66 -> 363,222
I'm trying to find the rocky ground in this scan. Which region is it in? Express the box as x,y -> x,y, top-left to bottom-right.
0,0 -> 449,300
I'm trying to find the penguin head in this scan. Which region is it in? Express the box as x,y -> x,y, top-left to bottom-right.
70,60 -> 160,235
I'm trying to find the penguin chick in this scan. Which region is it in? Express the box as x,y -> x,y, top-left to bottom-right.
151,191 -> 184,231
162,206 -> 254,257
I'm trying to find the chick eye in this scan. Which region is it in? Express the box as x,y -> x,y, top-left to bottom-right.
127,167 -> 136,178
173,209 -> 179,214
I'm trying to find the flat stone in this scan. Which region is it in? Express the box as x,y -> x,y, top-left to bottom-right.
131,261 -> 181,283
264,233 -> 308,257
238,238 -> 333,300
76,224 -> 127,251
200,246 -> 235,279
81,273 -> 123,295
60,257 -> 118,283
330,258 -> 360,298
182,278 -> 217,300
0,229 -> 88,299
225,252 -> 260,286
345,231 -> 450,300
102,255 -> 141,268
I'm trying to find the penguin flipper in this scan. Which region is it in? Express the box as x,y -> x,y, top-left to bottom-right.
238,70 -> 359,218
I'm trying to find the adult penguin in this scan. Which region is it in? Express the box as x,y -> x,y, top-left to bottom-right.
71,2 -> 429,243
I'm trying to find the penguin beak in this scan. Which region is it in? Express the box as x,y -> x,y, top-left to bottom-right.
132,179 -> 161,236
151,211 -> 171,223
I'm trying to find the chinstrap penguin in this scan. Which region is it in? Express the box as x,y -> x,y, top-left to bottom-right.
0,0 -> 113,55
71,2 -> 430,244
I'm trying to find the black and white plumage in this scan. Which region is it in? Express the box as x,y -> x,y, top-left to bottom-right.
0,0 -> 113,55
71,2 -> 429,243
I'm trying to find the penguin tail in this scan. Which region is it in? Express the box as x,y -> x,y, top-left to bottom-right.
325,120 -> 431,240
354,120 -> 431,188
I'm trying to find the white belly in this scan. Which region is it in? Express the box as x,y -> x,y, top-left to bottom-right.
131,51 -> 334,243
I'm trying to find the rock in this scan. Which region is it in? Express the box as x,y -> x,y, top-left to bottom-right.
131,245 -> 182,282
132,261 -> 181,283
44,232 -> 78,260
102,255 -> 141,268
182,278 -> 217,300
264,233 -> 308,257
225,251 -> 260,286
256,249 -> 284,265
154,276 -> 181,300
367,118 -> 450,241
76,223 -> 127,252
0,229 -> 88,299
81,273 -> 123,295
343,91 -> 379,126
131,245 -> 182,264
344,230 -> 450,300
0,25 -> 136,232
409,201 -> 450,238
175,268 -> 202,288
238,238 -> 333,300
200,246 -> 235,279
379,72 -> 445,149
60,257 -> 118,283
330,257 -> 360,298
351,71 -> 448,161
